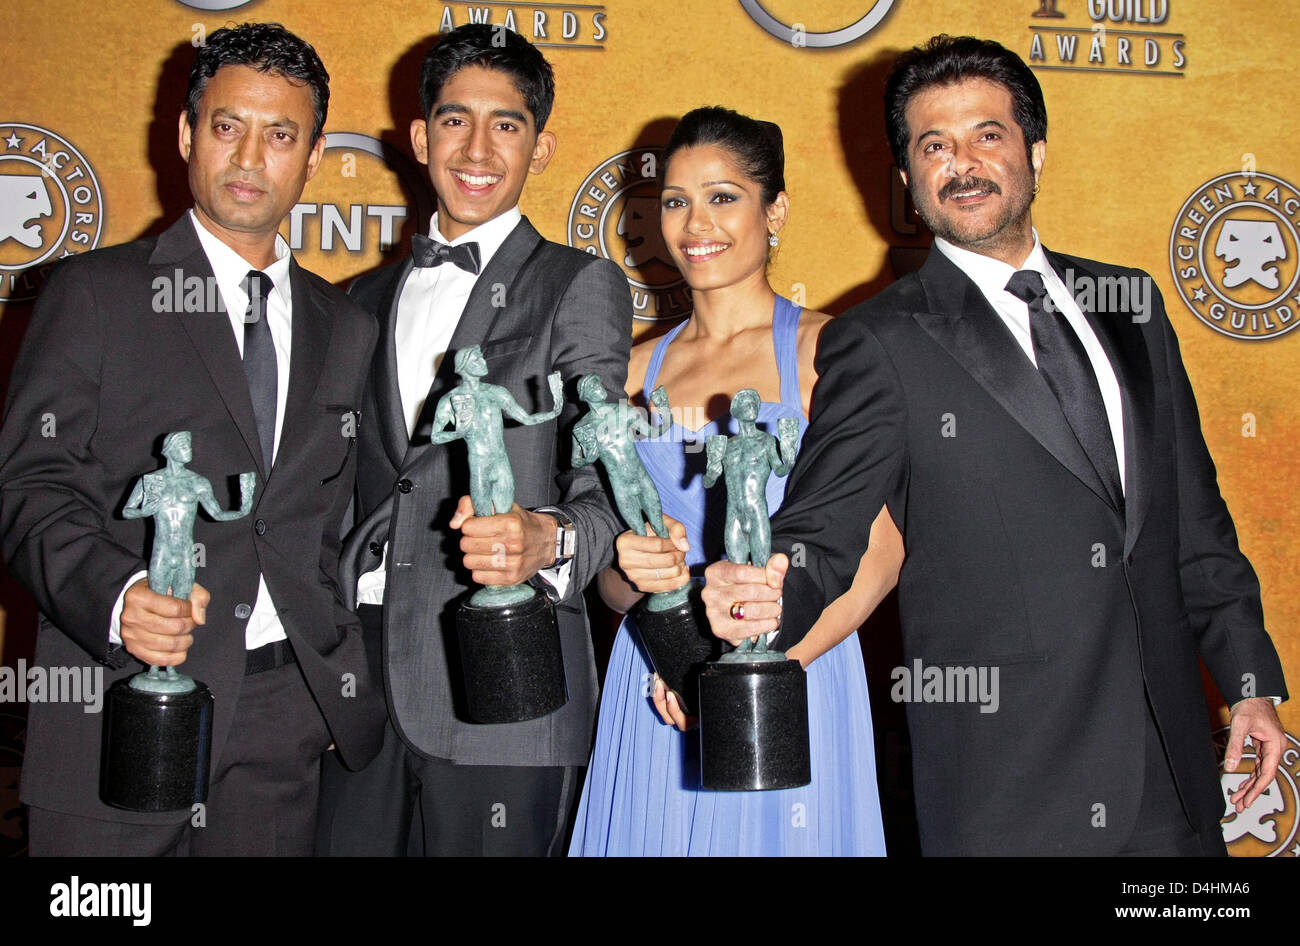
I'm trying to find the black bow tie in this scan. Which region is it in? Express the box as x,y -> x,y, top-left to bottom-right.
412,233 -> 481,274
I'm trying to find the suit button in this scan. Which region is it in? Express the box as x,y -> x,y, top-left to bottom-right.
368,542 -> 382,556
255,518 -> 267,536
234,603 -> 252,620
397,478 -> 413,494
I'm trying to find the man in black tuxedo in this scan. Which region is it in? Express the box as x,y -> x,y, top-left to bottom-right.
0,23 -> 384,855
315,25 -> 632,856
705,35 -> 1287,855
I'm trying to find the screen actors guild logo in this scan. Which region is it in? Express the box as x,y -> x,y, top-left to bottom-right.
568,149 -> 690,322
0,123 -> 104,304
738,1 -> 897,48
1214,726 -> 1299,856
1169,172 -> 1300,340
1216,220 -> 1285,289
0,175 -> 52,248
617,196 -> 672,270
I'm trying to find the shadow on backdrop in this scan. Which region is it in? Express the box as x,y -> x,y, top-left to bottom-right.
824,49 -> 931,319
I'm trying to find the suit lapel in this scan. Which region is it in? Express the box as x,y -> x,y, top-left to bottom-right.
443,217 -> 541,359
374,259 -> 415,471
1046,251 -> 1155,550
405,217 -> 543,454
272,259 -> 334,488
149,216 -> 264,474
911,247 -> 1115,509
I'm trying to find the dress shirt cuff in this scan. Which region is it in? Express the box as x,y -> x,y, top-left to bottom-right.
356,542 -> 388,606
110,570 -> 150,646
536,561 -> 573,601
1232,695 -> 1284,707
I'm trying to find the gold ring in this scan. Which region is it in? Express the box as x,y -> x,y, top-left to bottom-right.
730,601 -> 745,620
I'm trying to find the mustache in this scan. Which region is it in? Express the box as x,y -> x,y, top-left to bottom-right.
938,177 -> 1001,202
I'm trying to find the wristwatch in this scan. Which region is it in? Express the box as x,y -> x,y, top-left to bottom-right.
534,505 -> 576,569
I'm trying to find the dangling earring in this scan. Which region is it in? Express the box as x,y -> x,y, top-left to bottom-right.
768,232 -> 780,247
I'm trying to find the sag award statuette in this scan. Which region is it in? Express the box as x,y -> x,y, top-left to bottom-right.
101,431 -> 255,812
431,345 -> 567,724
697,391 -> 810,791
572,376 -> 716,715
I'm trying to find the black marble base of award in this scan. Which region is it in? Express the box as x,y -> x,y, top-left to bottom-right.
457,584 -> 568,724
635,583 -> 717,716
698,655 -> 811,791
100,674 -> 213,812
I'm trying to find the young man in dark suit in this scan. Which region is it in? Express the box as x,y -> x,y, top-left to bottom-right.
705,35 -> 1286,855
316,24 -> 632,857
0,23 -> 384,855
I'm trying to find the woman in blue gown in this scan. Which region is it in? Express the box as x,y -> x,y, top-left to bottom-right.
569,107 -> 903,856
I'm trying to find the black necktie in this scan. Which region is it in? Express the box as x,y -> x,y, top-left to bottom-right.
241,269 -> 277,473
412,233 -> 481,274
1005,270 -> 1123,508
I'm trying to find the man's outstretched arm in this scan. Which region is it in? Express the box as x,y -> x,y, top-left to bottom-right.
763,315 -> 907,648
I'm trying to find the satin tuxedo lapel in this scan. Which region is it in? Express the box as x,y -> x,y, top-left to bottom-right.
910,248 -> 1116,510
149,217 -> 266,474
1045,251 -> 1156,551
407,218 -> 543,449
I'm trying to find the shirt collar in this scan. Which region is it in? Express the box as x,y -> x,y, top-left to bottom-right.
189,208 -> 292,307
934,229 -> 1056,298
429,206 -> 521,271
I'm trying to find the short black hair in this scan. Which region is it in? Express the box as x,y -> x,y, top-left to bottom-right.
885,35 -> 1046,175
185,22 -> 330,144
418,24 -> 556,132
663,106 -> 786,206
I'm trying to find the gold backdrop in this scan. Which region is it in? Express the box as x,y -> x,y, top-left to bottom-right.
1,0 -> 1297,856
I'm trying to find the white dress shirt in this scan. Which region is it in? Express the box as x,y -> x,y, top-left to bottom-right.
935,232 -> 1127,493
357,207 -> 572,605
110,209 -> 294,649
396,207 -> 521,438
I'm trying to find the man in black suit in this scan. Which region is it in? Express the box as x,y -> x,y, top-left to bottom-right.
705,35 -> 1287,855
315,25 -> 632,856
0,23 -> 384,855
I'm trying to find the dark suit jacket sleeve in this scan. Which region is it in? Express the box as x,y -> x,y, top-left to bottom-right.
547,257 -> 633,600
0,260 -> 142,666
769,312 -> 908,647
1158,291 -> 1288,704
